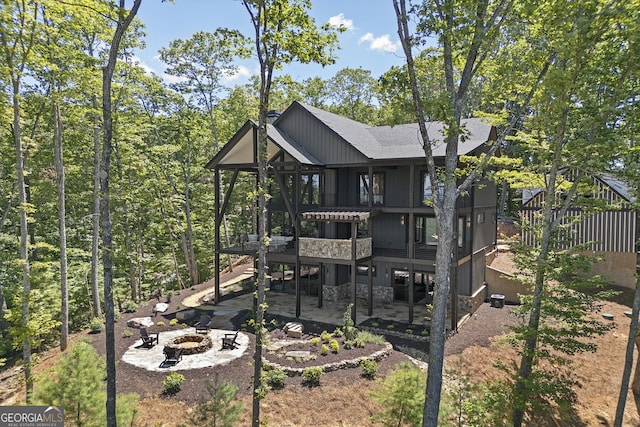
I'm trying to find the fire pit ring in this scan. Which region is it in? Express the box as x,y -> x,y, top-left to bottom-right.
164,334 -> 212,355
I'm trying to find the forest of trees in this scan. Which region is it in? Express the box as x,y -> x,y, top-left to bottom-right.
1,0 -> 639,425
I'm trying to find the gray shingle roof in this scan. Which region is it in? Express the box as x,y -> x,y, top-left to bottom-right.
267,123 -> 323,166
298,102 -> 493,160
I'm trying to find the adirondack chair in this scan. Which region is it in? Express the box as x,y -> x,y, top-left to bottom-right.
222,330 -> 239,350
140,328 -> 159,348
195,314 -> 213,333
163,347 -> 183,365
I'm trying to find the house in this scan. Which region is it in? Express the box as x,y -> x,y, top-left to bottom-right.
205,101 -> 498,328
521,172 -> 638,288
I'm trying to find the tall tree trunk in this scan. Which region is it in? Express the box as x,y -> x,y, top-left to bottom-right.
12,77 -> 33,404
91,96 -> 102,318
53,103 -> 69,352
101,2 -> 141,424
614,278 -> 640,426
183,138 -> 199,286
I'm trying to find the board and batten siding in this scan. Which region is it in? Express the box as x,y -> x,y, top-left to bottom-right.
521,176 -> 637,253
276,107 -> 368,166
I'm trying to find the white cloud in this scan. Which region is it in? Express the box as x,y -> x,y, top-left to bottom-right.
358,33 -> 400,53
132,56 -> 157,75
222,65 -> 252,82
329,13 -> 353,30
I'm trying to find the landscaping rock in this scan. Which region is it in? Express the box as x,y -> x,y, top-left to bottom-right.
283,322 -> 304,338
154,302 -> 169,313
127,317 -> 154,329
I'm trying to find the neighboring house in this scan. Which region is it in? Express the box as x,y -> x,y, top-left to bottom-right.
521,172 -> 638,288
205,101 -> 498,328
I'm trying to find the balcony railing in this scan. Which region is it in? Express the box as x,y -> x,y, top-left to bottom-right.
298,237 -> 372,261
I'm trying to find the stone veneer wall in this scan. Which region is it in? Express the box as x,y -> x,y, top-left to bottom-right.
458,284 -> 487,314
322,283 -> 394,303
299,237 -> 372,260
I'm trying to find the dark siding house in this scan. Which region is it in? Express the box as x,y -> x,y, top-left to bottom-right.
521,172 -> 638,288
206,101 -> 499,327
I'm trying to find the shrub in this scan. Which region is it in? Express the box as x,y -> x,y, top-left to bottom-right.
162,372 -> 185,395
121,330 -> 132,338
262,368 -> 287,390
166,290 -> 173,302
343,340 -> 353,350
89,317 -> 102,333
421,328 -> 430,336
405,328 -> 414,334
169,318 -> 179,326
343,303 -> 359,340
156,321 -> 165,326
122,300 -> 137,313
188,375 -> 244,427
310,337 -> 320,346
302,367 -> 322,386
320,344 -> 329,356
332,327 -> 344,337
358,330 -> 385,344
360,359 -> 378,379
329,339 -> 339,353
386,324 -> 395,330
320,330 -> 331,343
369,362 -> 426,426
371,322 -> 380,328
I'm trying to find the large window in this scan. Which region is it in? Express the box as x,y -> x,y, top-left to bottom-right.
415,216 -> 438,245
300,173 -> 320,206
359,172 -> 384,205
422,172 -> 444,205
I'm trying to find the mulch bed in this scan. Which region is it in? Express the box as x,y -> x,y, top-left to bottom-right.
84,261 -> 522,404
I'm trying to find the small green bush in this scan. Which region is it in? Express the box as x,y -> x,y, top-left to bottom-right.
89,317 -> 102,332
358,330 -> 385,344
386,324 -> 395,330
332,327 -> 344,337
320,330 -> 331,343
262,368 -> 287,390
122,300 -> 137,313
310,337 -> 320,346
166,291 -> 173,303
405,328 -> 414,334
156,321 -> 165,326
121,330 -> 132,338
360,359 -> 378,379
329,339 -> 339,353
302,367 -> 322,386
169,318 -> 178,326
421,329 -> 430,336
162,372 -> 185,395
320,344 -> 329,356
371,322 -> 380,328
343,340 -> 353,350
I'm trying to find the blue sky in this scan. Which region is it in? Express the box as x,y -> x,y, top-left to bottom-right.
134,0 -> 408,86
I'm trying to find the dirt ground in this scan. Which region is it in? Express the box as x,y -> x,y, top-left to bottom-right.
2,258 -> 640,426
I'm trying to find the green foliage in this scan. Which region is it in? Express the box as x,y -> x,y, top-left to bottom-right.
89,317 -> 102,332
329,339 -> 339,353
301,367 -> 322,386
121,330 -> 132,338
369,362 -> 426,427
332,327 -> 343,337
122,300 -> 137,313
342,304 -> 358,341
162,372 -> 185,396
320,344 -> 329,356
360,359 -> 378,380
262,368 -> 287,390
320,330 -> 331,343
309,337 -> 320,347
187,375 -> 244,427
357,330 -> 385,345
34,341 -> 138,427
169,318 -> 179,326
156,321 -> 165,326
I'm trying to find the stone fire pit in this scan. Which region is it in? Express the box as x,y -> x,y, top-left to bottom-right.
164,334 -> 212,355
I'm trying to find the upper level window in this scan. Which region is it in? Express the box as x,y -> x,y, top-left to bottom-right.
359,172 -> 384,205
422,172 -> 443,205
270,173 -> 294,205
415,216 -> 438,245
300,173 -> 320,206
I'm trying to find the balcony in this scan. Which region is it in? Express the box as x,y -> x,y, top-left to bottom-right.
298,237 -> 372,261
